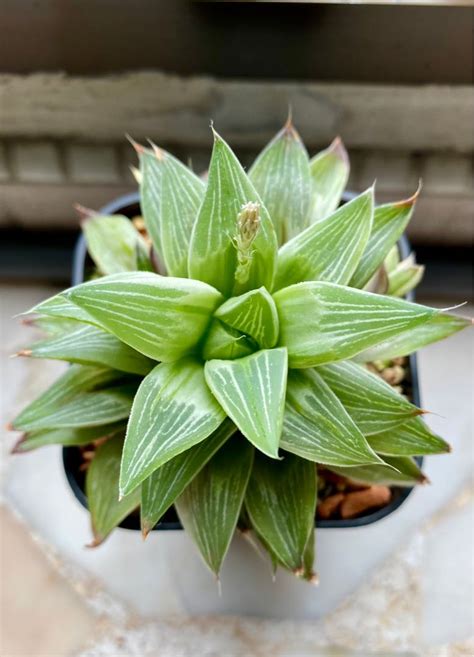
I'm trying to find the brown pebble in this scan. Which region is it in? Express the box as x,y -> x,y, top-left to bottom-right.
392,356 -> 407,366
381,365 -> 405,385
319,468 -> 369,491
317,493 -> 345,519
340,485 -> 392,519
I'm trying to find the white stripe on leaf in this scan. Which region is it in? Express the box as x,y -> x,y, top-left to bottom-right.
273,281 -> 437,368
205,348 -> 288,459
120,359 -> 226,497
274,188 -> 373,291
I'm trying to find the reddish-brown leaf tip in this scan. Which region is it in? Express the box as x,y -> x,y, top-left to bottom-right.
393,180 -> 422,208
147,140 -> 165,161
282,110 -> 303,143
327,135 -> 349,167
10,434 -> 27,454
125,134 -> 146,154
74,204 -> 96,224
293,565 -> 305,578
16,349 -> 32,357
20,317 -> 36,327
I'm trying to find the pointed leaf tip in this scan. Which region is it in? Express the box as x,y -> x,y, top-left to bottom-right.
175,437 -> 254,577
394,180 -> 423,208
125,134 -> 146,154
74,204 -> 96,223
328,136 -> 349,165
205,348 -> 288,459
148,140 -> 165,161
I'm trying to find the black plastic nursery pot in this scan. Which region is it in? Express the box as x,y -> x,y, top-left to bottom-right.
63,191 -> 422,532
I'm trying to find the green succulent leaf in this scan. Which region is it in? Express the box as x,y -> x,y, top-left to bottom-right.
249,121 -> 312,244
140,419 -> 236,536
86,436 -> 141,546
316,361 -> 421,434
82,213 -> 150,275
205,348 -> 288,459
12,423 -> 125,453
138,146 -> 164,256
201,320 -> 256,361
353,313 -> 471,363
25,323 -> 155,375
350,190 -> 419,289
274,187 -> 374,290
387,255 -> 425,297
281,369 -> 382,466
142,146 -> 205,277
367,417 -> 450,456
24,292 -> 102,327
24,315 -> 84,337
301,528 -> 317,583
384,244 -> 400,273
12,365 -> 123,431
188,129 -> 277,297
274,281 -> 437,368
66,272 -> 222,362
175,435 -> 254,577
329,455 -> 426,487
17,386 -> 134,432
245,452 -> 317,572
214,287 -> 279,349
309,137 -> 350,223
120,359 -> 226,497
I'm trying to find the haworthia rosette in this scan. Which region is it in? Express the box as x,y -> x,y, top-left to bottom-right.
175,436 -> 254,576
273,281 -> 437,368
274,188 -> 374,290
205,348 -> 288,459
249,121 -> 312,244
65,272 -> 223,362
120,359 -> 226,497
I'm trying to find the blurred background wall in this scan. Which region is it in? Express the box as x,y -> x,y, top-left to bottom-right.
0,1 -> 472,295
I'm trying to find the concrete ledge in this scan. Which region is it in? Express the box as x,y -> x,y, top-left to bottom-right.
1,73 -> 473,152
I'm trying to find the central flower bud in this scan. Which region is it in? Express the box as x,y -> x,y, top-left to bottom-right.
234,201 -> 261,284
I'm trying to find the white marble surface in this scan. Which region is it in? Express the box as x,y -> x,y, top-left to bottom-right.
1,284 -> 473,655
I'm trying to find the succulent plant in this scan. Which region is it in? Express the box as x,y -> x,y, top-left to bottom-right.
11,120 -> 470,583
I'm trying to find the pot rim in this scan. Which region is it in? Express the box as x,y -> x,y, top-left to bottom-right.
64,190 -> 422,531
